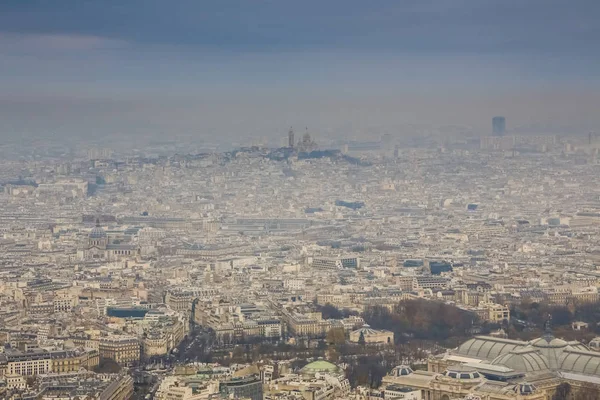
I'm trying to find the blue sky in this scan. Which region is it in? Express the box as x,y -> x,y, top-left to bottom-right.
1,0 -> 599,142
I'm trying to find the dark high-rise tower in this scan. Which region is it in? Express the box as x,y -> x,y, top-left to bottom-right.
492,116 -> 506,136
288,127 -> 294,148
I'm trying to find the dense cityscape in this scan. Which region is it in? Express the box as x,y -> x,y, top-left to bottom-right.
2,0 -> 600,399
0,126 -> 600,399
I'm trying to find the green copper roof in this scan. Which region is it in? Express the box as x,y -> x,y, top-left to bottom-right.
301,360 -> 340,373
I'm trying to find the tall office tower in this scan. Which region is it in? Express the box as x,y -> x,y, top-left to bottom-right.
492,116 -> 506,136
288,127 -> 295,148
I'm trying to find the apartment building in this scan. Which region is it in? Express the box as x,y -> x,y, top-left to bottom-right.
98,336 -> 140,365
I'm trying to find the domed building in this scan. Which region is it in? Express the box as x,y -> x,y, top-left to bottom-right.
439,365 -> 482,382
515,383 -> 538,396
89,220 -> 108,249
267,359 -> 350,399
390,365 -> 414,377
78,219 -> 139,261
384,328 -> 600,400
300,360 -> 342,377
588,337 -> 600,351
557,347 -> 600,376
490,347 -> 550,373
449,336 -> 526,362
528,334 -> 587,370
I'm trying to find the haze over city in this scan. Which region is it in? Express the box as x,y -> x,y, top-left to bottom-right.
1,2 -> 600,400
1,0 -> 599,145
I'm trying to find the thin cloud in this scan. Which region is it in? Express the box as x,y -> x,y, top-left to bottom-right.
0,32 -> 129,54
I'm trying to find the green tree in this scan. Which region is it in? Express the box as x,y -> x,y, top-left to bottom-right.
297,338 -> 307,350
358,331 -> 366,347
321,303 -> 344,319
231,346 -> 245,362
326,327 -> 346,345
553,383 -> 572,400
94,358 -> 121,373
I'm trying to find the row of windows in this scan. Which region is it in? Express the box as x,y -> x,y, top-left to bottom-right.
10,366 -> 50,375
113,250 -> 132,255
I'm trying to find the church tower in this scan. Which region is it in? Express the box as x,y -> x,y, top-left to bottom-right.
88,218 -> 108,249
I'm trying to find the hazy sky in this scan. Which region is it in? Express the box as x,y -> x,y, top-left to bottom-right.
1,0 -> 599,142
